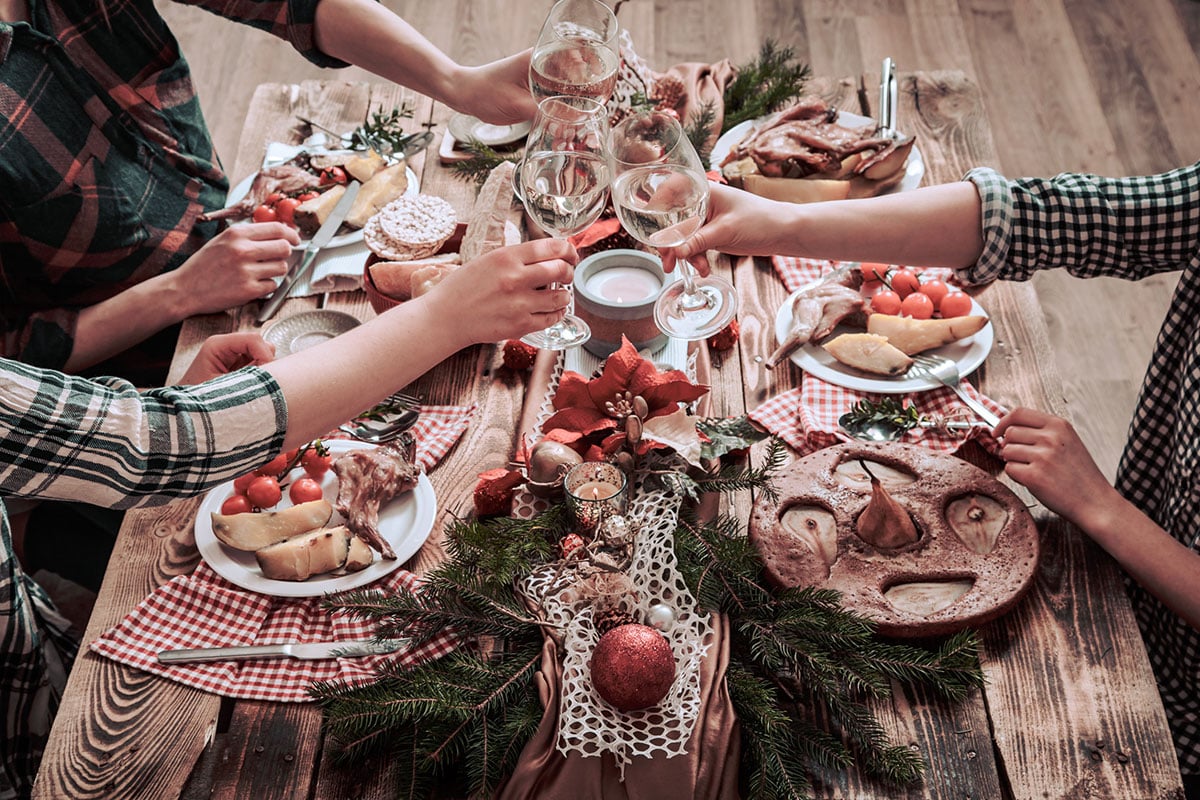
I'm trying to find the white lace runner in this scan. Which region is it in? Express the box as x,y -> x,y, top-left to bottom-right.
522,463 -> 712,774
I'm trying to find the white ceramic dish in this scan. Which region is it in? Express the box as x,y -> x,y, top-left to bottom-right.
225,165 -> 419,250
262,310 -> 361,357
447,113 -> 531,147
773,292 -> 993,394
194,439 -> 436,597
710,111 -> 925,195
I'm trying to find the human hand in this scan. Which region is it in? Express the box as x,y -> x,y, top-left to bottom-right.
994,407 -> 1119,526
659,183 -> 793,276
420,238 -> 577,345
169,223 -> 300,317
180,332 -> 276,384
452,50 -> 538,124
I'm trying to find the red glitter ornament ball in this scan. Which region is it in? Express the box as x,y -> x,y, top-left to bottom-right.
589,623 -> 676,711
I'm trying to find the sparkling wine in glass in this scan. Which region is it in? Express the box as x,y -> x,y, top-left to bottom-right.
515,95 -> 611,350
529,0 -> 620,103
609,111 -> 738,340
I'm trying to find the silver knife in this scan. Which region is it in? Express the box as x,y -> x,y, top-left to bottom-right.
256,179 -> 362,323
878,57 -> 897,136
156,638 -> 404,664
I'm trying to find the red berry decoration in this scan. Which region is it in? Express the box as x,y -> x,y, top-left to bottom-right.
472,468 -> 525,518
560,532 -> 586,559
589,623 -> 676,711
501,339 -> 538,371
706,318 -> 740,352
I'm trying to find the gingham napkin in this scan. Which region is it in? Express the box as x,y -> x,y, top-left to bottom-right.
89,405 -> 475,702
752,257 -> 1005,457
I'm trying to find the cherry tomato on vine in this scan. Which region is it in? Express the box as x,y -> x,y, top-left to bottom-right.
295,191 -> 320,203
890,269 -> 920,299
233,472 -> 258,495
859,262 -> 890,288
939,291 -> 973,318
274,197 -> 302,227
264,192 -> 284,207
319,166 -> 347,186
870,290 -> 903,316
900,292 -> 935,319
289,477 -> 325,505
301,446 -> 333,479
220,494 -> 253,515
256,453 -> 291,478
246,476 -> 282,509
251,204 -> 277,223
918,278 -> 950,310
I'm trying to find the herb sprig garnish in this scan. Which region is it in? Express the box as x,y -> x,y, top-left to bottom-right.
841,397 -> 922,434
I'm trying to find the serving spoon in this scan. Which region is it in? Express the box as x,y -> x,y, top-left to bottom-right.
838,412 -> 989,442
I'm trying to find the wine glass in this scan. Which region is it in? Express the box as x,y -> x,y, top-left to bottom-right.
515,95 -> 611,350
608,111 -> 738,340
529,0 -> 620,103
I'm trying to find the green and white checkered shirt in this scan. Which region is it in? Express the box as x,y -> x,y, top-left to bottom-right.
965,164 -> 1200,775
0,361 -> 286,798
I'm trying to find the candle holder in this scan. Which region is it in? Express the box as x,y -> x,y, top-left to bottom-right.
573,249 -> 675,357
564,461 -> 629,529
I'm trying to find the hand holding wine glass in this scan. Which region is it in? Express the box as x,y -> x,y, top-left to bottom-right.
515,95 -> 611,349
608,111 -> 738,340
529,0 -> 620,104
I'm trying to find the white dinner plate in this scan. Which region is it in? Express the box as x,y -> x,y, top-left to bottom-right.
194,439 -> 436,597
774,291 -> 993,394
710,111 -> 925,195
225,165 -> 419,250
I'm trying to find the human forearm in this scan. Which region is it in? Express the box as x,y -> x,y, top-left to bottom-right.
789,181 -> 985,268
64,271 -> 191,372
1074,491 -> 1200,631
313,0 -> 459,106
264,294 -> 462,450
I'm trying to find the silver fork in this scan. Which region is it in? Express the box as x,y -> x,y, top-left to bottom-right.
906,354 -> 1001,427
338,391 -> 422,441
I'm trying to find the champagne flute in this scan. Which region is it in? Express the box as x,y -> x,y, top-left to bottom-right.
529,0 -> 620,103
516,95 -> 611,350
608,111 -> 738,340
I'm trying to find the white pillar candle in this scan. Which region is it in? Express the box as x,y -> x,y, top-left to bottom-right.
588,266 -> 662,304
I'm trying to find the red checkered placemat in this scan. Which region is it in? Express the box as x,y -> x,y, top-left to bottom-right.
89,406 -> 475,702
755,257 -> 1004,457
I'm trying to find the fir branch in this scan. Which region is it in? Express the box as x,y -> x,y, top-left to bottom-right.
685,100 -> 719,164
450,139 -> 521,184
723,40 -> 812,133
694,436 -> 787,502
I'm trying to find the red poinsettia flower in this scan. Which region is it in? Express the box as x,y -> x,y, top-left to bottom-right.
542,336 -> 708,454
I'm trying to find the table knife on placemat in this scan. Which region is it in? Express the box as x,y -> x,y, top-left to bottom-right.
255,179 -> 361,323
157,638 -> 404,664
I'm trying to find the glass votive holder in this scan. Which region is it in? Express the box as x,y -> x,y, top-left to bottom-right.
564,461 -> 629,529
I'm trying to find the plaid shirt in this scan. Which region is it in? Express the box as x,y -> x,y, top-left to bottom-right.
0,0 -> 345,369
0,361 -> 286,799
965,164 -> 1200,775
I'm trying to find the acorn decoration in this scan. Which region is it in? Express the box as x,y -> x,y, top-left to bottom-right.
524,438 -> 583,498
589,623 -> 676,711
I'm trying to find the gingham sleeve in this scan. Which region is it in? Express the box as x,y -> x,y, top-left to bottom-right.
177,0 -> 349,69
958,163 -> 1200,286
0,361 -> 288,509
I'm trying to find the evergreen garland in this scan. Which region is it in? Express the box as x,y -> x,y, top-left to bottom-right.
314,439 -> 984,799
722,40 -> 813,133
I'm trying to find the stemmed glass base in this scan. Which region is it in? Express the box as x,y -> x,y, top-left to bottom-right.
653,271 -> 737,341
521,312 -> 591,350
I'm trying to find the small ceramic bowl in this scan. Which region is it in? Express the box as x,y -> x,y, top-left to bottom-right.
362,223 -> 467,315
573,249 -> 672,357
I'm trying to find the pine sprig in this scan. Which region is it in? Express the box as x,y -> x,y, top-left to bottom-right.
450,139 -> 521,184
693,436 -> 787,502
685,100 -> 719,164
722,40 -> 813,133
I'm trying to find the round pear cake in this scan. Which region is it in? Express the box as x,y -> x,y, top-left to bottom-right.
749,442 -> 1039,637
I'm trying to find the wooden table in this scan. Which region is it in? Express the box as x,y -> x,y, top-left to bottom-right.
33,72 -> 1185,800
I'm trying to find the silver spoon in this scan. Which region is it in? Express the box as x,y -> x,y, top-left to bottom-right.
838,412 -> 989,442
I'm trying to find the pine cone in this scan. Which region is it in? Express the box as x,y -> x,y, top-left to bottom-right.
650,74 -> 686,112
593,608 -> 637,636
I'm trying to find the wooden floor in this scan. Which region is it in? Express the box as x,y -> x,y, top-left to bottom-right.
158,0 -> 1200,481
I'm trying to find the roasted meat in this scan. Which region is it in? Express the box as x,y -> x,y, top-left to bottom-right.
766,267 -> 866,369
200,164 -> 323,222
331,434 -> 422,560
722,96 -> 913,181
